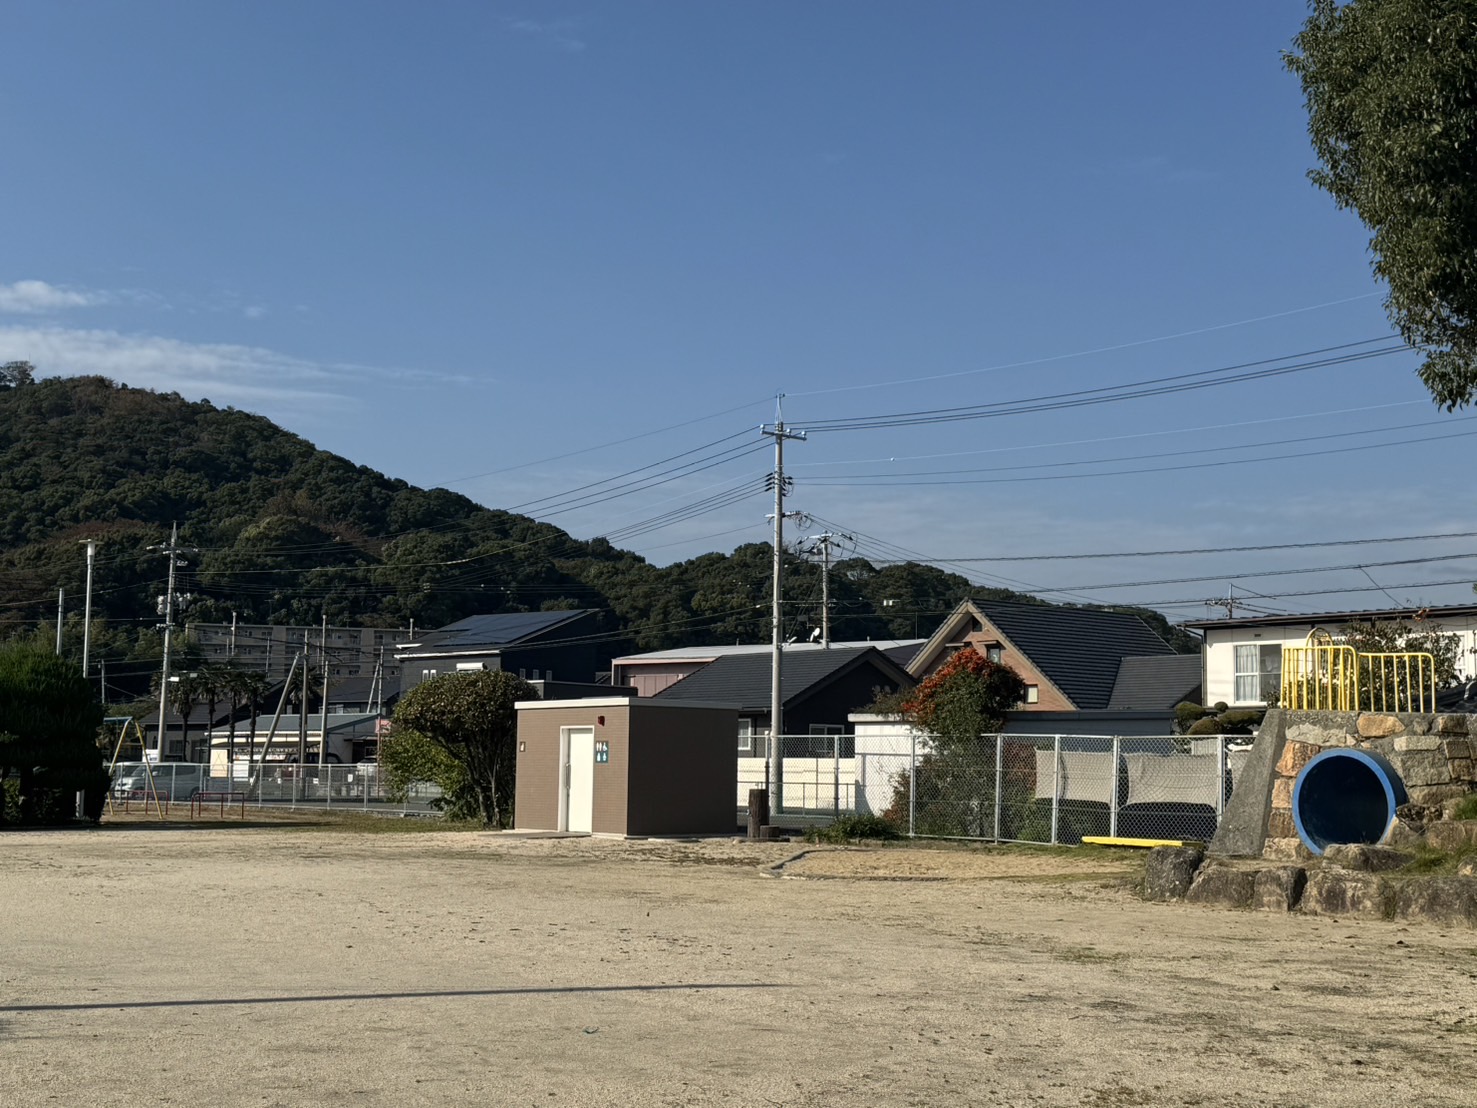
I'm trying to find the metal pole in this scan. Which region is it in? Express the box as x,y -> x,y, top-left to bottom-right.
1109,736 -> 1121,839
151,523 -> 182,760
908,730 -> 916,838
1216,734 -> 1228,819
770,428 -> 784,804
762,404 -> 805,815
81,539 -> 95,676
55,588 -> 64,655
318,614 -> 329,767
993,733 -> 1003,842
1050,735 -> 1061,845
298,630 -> 309,765
820,533 -> 831,648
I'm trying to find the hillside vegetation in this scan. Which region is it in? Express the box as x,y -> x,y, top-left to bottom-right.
0,376 -> 1193,685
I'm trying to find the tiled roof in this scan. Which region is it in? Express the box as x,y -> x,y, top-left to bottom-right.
1106,655 -> 1203,710
652,646 -> 909,712
399,610 -> 594,654
975,600 -> 1175,710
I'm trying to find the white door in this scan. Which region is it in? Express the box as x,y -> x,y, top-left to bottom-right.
562,727 -> 595,833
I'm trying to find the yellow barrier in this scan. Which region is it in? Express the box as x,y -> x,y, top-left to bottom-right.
1280,630 -> 1437,713
1280,643 -> 1358,710
1359,652 -> 1437,713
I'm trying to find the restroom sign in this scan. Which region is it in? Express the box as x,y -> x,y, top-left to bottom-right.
594,741 -> 609,764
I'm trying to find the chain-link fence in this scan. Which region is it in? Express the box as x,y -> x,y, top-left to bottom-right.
741,732 -> 1250,844
108,761 -> 444,816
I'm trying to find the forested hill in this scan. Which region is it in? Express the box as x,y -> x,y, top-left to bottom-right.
0,375 -> 1193,678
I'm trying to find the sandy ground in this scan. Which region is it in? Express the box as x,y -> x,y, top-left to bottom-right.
3,824 -> 1476,1107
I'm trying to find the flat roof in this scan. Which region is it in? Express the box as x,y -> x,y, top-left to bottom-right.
1183,602 -> 1477,631
515,697 -> 738,711
612,640 -> 925,664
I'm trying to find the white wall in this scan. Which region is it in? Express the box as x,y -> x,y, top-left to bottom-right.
1203,618 -> 1477,708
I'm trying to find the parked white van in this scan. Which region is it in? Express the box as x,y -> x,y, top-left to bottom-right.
112,762 -> 206,800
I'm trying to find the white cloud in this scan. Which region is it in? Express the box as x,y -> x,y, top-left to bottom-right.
505,16 -> 587,51
0,279 -> 105,314
0,325 -> 479,410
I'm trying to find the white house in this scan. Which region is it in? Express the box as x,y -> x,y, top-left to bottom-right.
1183,604 -> 1477,709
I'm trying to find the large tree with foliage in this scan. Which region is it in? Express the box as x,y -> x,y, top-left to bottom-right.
901,649 -> 1029,751
885,650 -> 1029,839
390,670 -> 537,826
1287,0 -> 1477,408
0,643 -> 106,824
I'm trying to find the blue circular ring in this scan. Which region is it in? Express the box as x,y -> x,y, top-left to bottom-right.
1291,748 -> 1406,856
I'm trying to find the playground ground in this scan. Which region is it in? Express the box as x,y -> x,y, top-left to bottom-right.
3,820 -> 1476,1107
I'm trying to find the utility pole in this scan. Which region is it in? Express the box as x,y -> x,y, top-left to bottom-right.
762,401 -> 806,811
148,524 -> 195,761
318,614 -> 329,766
80,539 -> 96,677
55,588 -> 64,655
298,629 -> 310,766
799,531 -> 851,649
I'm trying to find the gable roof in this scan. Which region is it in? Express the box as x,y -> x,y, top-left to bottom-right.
653,646 -> 911,713
975,601 -> 1175,710
1106,655 -> 1203,710
396,610 -> 595,657
909,599 -> 1177,710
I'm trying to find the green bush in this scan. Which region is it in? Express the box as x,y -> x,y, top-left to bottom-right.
1451,793 -> 1477,821
809,814 -> 902,843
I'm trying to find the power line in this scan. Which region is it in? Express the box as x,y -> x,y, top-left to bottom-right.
800,339 -> 1404,433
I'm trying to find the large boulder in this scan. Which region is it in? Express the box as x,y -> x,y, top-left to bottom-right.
1321,844 -> 1415,873
1391,878 -> 1477,927
1301,869 -> 1393,920
1142,844 -> 1205,902
1253,866 -> 1307,912
1425,821 -> 1477,853
1185,863 -> 1256,909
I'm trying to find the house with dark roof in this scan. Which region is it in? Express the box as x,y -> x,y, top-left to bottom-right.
611,639 -> 925,697
653,645 -> 914,753
394,610 -> 602,693
907,599 -> 1193,713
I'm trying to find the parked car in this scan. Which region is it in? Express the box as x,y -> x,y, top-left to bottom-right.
112,761 -> 205,800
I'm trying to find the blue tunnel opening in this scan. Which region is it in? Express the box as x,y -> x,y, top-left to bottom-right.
1292,749 -> 1407,856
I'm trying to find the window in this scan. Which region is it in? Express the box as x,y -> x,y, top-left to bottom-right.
737,719 -> 753,754
1234,644 -> 1281,704
984,645 -> 1003,663
1025,685 -> 1039,704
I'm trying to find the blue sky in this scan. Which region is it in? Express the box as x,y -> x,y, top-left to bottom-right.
3,2 -> 1474,629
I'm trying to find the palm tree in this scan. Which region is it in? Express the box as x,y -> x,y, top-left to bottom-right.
238,670 -> 271,766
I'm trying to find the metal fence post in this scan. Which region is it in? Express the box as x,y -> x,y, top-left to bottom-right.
1109,736 -> 1120,839
833,735 -> 841,817
993,733 -> 1003,842
326,766 -> 333,810
908,731 -> 916,839
1050,735 -> 1061,846
1216,734 -> 1228,819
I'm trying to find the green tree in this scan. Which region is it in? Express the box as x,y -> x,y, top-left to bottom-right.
902,649 -> 1029,753
0,642 -> 106,824
377,726 -> 475,819
391,671 -> 537,826
1287,0 -> 1477,408
0,360 -> 35,389
890,650 -> 1028,838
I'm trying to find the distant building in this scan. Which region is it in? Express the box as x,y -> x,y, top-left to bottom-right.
394,610 -> 603,692
187,622 -> 412,684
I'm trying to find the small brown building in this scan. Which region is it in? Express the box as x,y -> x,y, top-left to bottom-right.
514,697 -> 738,837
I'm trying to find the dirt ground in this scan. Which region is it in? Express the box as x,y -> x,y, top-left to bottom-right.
3,822 -> 1476,1107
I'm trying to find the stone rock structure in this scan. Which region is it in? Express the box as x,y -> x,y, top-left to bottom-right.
1139,845 -> 1477,926
1212,709 -> 1477,858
